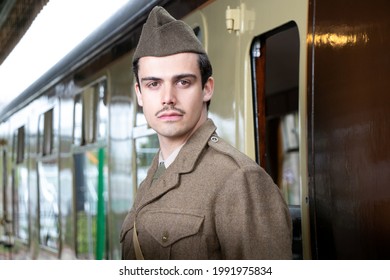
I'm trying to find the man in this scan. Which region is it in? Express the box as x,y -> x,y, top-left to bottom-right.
120,6 -> 292,259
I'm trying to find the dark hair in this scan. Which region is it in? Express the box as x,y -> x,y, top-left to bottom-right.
132,53 -> 213,108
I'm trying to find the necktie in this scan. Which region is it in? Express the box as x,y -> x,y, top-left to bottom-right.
152,162 -> 166,180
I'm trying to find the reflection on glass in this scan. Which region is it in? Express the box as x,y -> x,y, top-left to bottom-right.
58,98 -> 75,258
73,96 -> 82,145
135,134 -> 159,186
110,142 -> 132,213
108,99 -> 133,259
74,148 -> 107,259
15,166 -> 29,241
279,113 -> 300,205
135,103 -> 147,126
73,80 -> 107,146
0,151 -> 4,236
38,161 -> 59,249
98,83 -> 108,140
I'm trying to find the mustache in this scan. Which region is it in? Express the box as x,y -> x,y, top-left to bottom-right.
155,105 -> 186,116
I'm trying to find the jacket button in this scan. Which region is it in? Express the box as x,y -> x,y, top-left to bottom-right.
210,136 -> 218,143
162,232 -> 169,243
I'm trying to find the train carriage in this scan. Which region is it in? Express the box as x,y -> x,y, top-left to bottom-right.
0,0 -> 389,260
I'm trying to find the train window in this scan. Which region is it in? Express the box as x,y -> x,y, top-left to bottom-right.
43,110 -> 54,155
38,109 -> 54,156
71,79 -> 108,259
73,95 -> 83,146
250,22 -> 302,258
0,148 -> 6,242
13,126 -> 25,164
1,139 -> 14,248
132,82 -> 159,195
73,148 -> 107,259
97,82 -> 108,140
135,134 -> 159,186
82,87 -> 98,144
135,99 -> 147,127
73,80 -> 108,146
1,149 -> 5,213
36,106 -> 60,250
193,26 -> 203,43
11,126 -> 29,243
37,160 -> 59,250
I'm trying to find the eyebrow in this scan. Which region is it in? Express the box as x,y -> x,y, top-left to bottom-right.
140,73 -> 197,83
140,76 -> 161,82
174,73 -> 197,80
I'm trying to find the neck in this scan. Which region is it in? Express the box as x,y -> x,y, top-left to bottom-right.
158,116 -> 207,159
158,134 -> 190,160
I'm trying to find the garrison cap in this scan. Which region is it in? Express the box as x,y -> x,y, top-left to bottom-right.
132,6 -> 206,62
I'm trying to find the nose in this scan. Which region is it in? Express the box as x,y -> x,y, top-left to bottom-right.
161,84 -> 176,106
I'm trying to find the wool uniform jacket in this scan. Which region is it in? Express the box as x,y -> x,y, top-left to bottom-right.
120,119 -> 292,259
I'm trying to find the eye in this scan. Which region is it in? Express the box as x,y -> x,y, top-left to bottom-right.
176,80 -> 190,87
147,81 -> 160,88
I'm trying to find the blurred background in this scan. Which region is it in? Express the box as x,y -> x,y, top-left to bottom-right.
0,0 -> 128,110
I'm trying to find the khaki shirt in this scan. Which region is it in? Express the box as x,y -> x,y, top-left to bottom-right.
120,119 -> 292,259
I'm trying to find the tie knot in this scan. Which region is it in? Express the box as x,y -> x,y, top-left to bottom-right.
153,162 -> 166,180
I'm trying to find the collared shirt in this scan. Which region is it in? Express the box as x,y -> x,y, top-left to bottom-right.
158,143 -> 185,168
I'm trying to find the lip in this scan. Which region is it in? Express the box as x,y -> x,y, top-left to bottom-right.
158,111 -> 183,121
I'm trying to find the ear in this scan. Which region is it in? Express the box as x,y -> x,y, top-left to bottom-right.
135,83 -> 143,107
202,77 -> 214,102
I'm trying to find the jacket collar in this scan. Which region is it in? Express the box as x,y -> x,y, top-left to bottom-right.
170,118 -> 217,174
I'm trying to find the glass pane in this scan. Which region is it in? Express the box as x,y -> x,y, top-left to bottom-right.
16,127 -> 25,164
13,166 -> 29,241
74,80 -> 107,147
37,115 -> 44,155
43,109 -> 53,156
0,150 -> 4,227
135,134 -> 159,186
82,87 -> 98,145
109,99 -> 133,259
11,126 -> 28,242
74,148 -> 107,259
38,161 -> 59,249
3,149 -> 12,239
59,99 -> 75,258
73,96 -> 82,145
279,112 -> 300,205
98,82 -> 108,140
110,139 -> 132,213
135,102 -> 147,126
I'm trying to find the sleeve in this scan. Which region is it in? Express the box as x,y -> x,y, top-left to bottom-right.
214,165 -> 292,259
120,208 -> 135,259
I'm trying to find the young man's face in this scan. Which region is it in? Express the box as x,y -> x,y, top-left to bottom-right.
135,52 -> 214,145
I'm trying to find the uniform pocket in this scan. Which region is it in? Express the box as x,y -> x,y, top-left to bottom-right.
142,210 -> 204,247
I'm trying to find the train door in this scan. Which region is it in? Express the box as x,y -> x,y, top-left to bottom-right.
72,79 -> 108,259
250,23 -> 302,259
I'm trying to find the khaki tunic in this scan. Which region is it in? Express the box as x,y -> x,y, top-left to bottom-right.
120,119 -> 292,259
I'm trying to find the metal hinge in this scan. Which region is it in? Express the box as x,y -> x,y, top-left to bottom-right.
225,6 -> 241,34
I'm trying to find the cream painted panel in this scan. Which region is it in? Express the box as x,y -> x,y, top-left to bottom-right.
185,0 -> 240,149
187,0 -> 311,259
